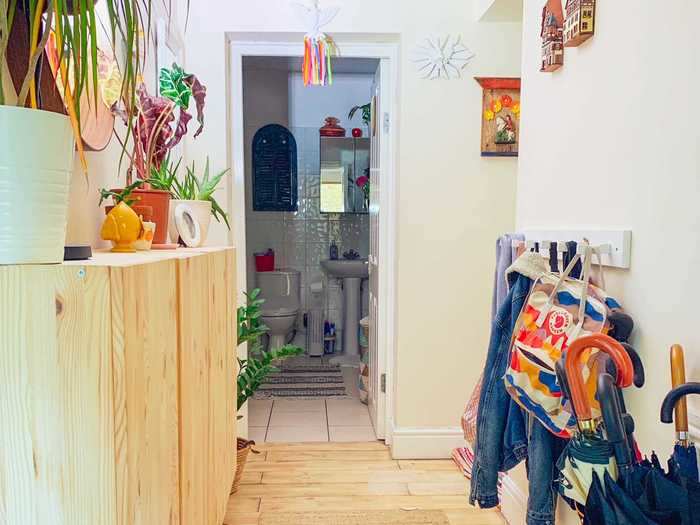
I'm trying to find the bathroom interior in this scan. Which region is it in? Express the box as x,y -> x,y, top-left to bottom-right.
242,55 -> 379,443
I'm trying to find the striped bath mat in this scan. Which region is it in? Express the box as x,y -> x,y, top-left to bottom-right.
254,362 -> 348,399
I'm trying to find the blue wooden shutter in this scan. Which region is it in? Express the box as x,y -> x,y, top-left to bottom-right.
252,124 -> 298,212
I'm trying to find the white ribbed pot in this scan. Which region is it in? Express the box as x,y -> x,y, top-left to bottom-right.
168,200 -> 212,247
0,107 -> 75,264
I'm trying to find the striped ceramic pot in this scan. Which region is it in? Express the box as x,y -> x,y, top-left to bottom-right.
0,107 -> 75,264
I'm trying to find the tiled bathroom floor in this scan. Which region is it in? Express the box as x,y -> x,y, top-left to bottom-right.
247,365 -> 377,443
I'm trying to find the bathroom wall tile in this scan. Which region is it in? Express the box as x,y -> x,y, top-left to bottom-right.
306,220 -> 329,243
328,283 -> 344,311
284,241 -> 306,269
306,242 -> 328,268
301,197 -> 321,219
328,220 -> 342,242
283,219 -> 306,244
306,177 -> 320,199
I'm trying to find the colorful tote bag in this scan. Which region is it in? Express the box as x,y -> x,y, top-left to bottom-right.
504,247 -> 622,438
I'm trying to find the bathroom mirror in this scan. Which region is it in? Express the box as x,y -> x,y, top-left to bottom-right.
320,137 -> 370,214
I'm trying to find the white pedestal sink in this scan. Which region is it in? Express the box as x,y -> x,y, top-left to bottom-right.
320,259 -> 369,367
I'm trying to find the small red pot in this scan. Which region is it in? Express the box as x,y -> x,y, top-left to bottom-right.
352,128 -> 363,138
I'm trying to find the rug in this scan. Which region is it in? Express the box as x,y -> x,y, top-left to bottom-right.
260,510 -> 450,525
254,363 -> 348,399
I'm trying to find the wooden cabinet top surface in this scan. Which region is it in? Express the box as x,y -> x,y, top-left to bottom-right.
61,246 -> 235,268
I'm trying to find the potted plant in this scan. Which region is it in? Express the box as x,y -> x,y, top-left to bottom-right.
113,63 -> 207,249
0,1 -> 163,264
231,289 -> 303,494
349,102 -> 371,136
163,157 -> 230,247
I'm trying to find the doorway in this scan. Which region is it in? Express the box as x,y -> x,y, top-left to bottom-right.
229,38 -> 398,444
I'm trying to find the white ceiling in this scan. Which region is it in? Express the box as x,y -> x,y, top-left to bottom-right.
243,56 -> 380,75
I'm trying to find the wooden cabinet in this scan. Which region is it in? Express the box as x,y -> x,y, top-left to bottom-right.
0,248 -> 236,525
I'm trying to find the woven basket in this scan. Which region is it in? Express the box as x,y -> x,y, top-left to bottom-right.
231,438 -> 258,495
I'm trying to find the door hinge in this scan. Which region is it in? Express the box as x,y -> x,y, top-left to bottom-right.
383,112 -> 390,134
380,373 -> 386,393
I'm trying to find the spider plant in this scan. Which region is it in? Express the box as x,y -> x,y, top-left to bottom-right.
0,0 -> 168,171
172,157 -> 230,230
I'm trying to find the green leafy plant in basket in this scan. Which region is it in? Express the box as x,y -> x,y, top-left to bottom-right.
237,289 -> 303,411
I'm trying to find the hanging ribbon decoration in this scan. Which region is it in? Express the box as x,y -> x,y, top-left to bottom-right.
294,0 -> 339,86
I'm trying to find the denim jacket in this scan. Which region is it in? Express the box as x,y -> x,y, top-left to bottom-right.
469,253 -> 566,525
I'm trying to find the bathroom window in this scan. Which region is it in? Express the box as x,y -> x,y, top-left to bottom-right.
252,124 -> 298,212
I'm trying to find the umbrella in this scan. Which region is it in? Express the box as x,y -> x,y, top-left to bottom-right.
584,470 -> 657,525
661,381 -> 700,523
664,345 -> 699,483
595,371 -> 691,524
557,334 -> 634,506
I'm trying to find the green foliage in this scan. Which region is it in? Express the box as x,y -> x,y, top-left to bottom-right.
172,158 -> 231,230
236,289 -> 303,410
349,103 -> 372,127
159,64 -> 191,109
98,179 -> 144,207
147,155 -> 181,192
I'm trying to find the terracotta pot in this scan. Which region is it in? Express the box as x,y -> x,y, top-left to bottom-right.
105,204 -> 153,223
112,188 -> 171,245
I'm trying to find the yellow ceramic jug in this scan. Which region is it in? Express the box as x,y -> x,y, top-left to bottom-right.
101,201 -> 143,253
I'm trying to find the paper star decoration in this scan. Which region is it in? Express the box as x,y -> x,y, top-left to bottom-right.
413,36 -> 476,80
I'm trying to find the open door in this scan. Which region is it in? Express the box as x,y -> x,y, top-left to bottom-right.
368,63 -> 385,439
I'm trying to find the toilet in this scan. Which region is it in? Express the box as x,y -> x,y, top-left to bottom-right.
256,269 -> 301,351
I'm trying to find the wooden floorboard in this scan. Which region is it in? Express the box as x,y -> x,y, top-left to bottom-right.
225,442 -> 503,525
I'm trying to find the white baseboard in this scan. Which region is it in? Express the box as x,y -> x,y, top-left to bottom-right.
500,472 -> 527,525
389,425 -> 466,459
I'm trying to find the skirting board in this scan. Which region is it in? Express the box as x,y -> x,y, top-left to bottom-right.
389,425 -> 466,459
500,472 -> 527,525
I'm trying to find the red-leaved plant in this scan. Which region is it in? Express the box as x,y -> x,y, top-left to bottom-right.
117,64 -> 207,184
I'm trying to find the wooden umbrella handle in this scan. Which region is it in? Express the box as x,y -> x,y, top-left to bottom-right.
566,334 -> 633,425
670,345 -> 689,438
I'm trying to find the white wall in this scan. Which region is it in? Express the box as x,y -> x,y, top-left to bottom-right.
514,0 -> 700,522
289,72 -> 374,131
185,0 -> 522,456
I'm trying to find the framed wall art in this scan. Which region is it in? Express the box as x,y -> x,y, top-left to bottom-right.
475,77 -> 521,157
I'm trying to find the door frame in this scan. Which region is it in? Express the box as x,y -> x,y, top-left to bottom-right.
227,36 -> 399,442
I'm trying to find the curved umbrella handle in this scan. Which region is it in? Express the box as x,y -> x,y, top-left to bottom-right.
661,382 -> 700,424
566,334 -> 633,430
598,344 -> 645,388
598,372 -> 633,470
670,345 -> 689,443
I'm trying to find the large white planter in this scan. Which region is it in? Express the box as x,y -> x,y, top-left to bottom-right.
168,200 -> 212,248
0,107 -> 75,264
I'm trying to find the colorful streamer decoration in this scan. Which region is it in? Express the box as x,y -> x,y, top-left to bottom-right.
303,34 -> 337,86
293,0 -> 340,87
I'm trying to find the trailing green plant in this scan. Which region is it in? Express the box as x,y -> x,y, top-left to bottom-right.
349,102 -> 371,127
172,157 -> 230,230
236,289 -> 303,410
98,179 -> 143,207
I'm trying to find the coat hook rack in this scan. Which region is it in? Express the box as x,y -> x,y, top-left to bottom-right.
515,230 -> 632,269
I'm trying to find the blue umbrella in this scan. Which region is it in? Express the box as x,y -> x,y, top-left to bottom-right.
662,346 -> 699,483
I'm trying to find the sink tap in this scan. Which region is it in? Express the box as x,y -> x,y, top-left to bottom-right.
342,249 -> 360,260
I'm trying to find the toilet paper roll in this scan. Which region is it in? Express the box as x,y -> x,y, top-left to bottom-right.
309,281 -> 324,294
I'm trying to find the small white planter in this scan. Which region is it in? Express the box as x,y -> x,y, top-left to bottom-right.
168,200 -> 212,248
0,107 -> 75,264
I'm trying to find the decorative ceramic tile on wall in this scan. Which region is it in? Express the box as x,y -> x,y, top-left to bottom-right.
306,242 -> 328,268
306,220 -> 329,243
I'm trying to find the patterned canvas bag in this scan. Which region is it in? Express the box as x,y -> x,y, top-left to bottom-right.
504,246 -> 620,438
